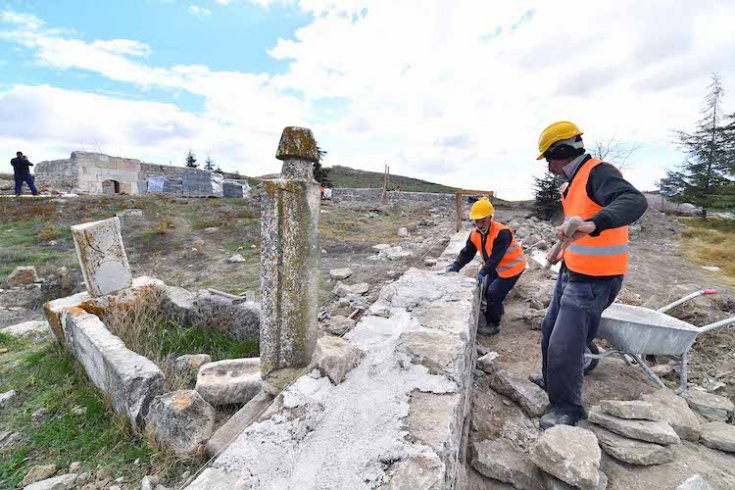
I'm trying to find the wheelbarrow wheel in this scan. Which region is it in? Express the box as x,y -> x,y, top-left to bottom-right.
584,342 -> 600,375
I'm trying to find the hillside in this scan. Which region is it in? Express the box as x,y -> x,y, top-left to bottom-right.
255,165 -> 458,193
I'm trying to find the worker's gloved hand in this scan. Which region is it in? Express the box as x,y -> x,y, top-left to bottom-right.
476,269 -> 487,284
445,264 -> 459,273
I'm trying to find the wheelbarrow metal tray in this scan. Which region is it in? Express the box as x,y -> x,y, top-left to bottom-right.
599,304 -> 700,355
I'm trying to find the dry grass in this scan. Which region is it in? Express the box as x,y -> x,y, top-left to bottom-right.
678,218 -> 735,284
319,203 -> 434,243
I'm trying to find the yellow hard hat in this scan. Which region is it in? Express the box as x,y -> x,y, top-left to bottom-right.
469,197 -> 494,220
536,121 -> 583,160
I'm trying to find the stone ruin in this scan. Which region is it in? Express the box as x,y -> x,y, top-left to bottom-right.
29,126 -> 735,490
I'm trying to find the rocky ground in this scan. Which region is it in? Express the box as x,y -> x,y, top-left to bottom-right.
2,195 -> 735,489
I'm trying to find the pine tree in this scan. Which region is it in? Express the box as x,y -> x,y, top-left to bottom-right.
185,150 -> 198,168
204,155 -> 215,171
312,144 -> 332,187
533,172 -> 562,220
659,74 -> 734,218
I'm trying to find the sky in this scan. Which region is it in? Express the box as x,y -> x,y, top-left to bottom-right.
1,0 -> 735,199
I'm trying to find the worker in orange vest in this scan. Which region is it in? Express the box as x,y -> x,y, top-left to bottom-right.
445,197 -> 526,335
531,121 -> 647,429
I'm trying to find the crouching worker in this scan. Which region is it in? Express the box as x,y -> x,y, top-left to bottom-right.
445,197 -> 527,335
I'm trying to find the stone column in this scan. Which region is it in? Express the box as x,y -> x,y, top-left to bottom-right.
260,127 -> 321,394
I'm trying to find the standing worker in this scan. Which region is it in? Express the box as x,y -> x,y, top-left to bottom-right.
11,151 -> 39,196
445,196 -> 526,335
531,121 -> 647,429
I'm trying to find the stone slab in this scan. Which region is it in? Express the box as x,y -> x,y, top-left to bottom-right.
60,308 -> 163,428
599,399 -> 661,421
700,421 -> 735,452
580,421 -> 673,466
488,369 -> 549,417
588,405 -> 680,445
196,358 -> 262,406
70,217 -> 132,296
682,390 -> 734,423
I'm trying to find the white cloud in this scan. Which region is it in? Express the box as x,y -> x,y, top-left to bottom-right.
188,5 -> 212,18
214,0 -> 232,5
2,2 -> 735,198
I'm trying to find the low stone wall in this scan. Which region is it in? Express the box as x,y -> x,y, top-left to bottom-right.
331,187 -> 458,208
186,229 -> 480,489
34,157 -> 79,191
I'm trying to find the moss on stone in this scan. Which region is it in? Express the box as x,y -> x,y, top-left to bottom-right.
275,127 -> 320,163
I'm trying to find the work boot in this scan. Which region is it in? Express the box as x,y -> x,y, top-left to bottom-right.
478,322 -> 500,336
529,374 -> 546,390
539,410 -> 585,430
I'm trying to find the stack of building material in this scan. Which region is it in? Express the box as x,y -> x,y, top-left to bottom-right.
147,177 -> 183,195
182,170 -> 224,197
222,180 -> 251,198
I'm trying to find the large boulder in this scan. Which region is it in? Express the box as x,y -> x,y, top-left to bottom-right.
531,425 -> 601,490
196,358 -> 262,405
146,390 -> 216,456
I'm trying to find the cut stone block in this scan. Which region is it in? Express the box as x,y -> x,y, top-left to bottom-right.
60,308 -> 163,428
472,439 -> 544,490
588,405 -> 680,445
399,330 -> 466,387
388,452 -> 445,490
641,389 -> 701,441
308,336 -> 364,384
206,390 -> 274,457
681,389 -> 734,423
43,291 -> 89,341
599,399 -> 661,421
488,369 -> 549,417
146,390 -> 215,456
6,266 -> 39,286
407,391 -> 462,452
0,320 -> 51,339
194,290 -> 260,340
71,217 -> 132,296
531,425 -> 601,490
196,358 -> 262,405
580,420 -> 673,466
700,421 -> 735,452
157,284 -> 195,326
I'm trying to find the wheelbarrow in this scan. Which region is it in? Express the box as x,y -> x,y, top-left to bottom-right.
584,289 -> 735,393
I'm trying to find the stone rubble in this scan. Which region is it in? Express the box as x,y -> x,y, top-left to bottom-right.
23,473 -> 78,490
0,389 -> 17,408
195,358 -> 262,406
226,254 -> 246,263
476,351 -> 500,374
681,389 -> 734,423
6,265 -> 40,286
530,425 -> 601,490
588,405 -> 680,445
146,390 -> 216,456
699,421 -> 735,453
488,368 -> 549,417
308,336 -> 364,384
329,267 -> 353,280
20,464 -> 58,487
326,315 -> 356,336
0,319 -> 51,339
641,389 -> 701,441
599,399 -> 661,421
580,420 -> 674,466
472,439 -> 544,490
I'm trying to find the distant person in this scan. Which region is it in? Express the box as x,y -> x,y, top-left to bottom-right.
10,151 -> 38,196
396,186 -> 402,193
445,197 -> 526,335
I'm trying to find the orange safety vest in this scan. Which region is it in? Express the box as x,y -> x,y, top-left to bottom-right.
470,221 -> 526,278
561,158 -> 629,276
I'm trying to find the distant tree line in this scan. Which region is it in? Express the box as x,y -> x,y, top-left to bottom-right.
659,74 -> 735,218
185,150 -> 224,174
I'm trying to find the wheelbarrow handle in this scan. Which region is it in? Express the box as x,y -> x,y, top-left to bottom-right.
657,289 -> 718,313
699,316 -> 735,334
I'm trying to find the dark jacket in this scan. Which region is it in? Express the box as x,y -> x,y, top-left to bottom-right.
11,156 -> 33,176
452,227 -> 512,277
